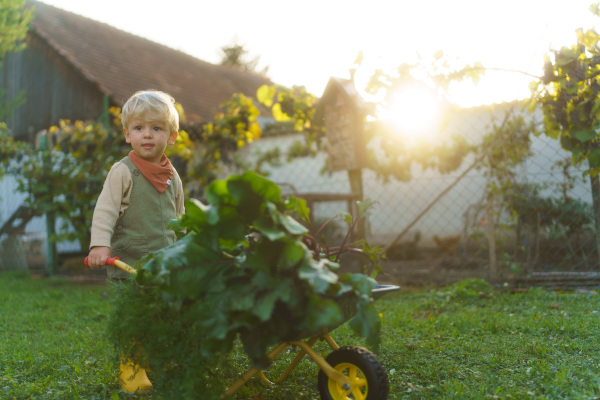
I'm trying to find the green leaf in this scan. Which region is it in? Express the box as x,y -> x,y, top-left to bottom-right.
556,46 -> 578,66
588,148 -> 600,168
253,290 -> 279,321
227,179 -> 264,222
277,213 -> 308,235
341,211 -> 353,225
573,129 -> 597,143
278,241 -> 307,268
560,133 -> 580,152
303,295 -> 344,332
298,260 -> 339,293
357,198 -> 375,216
340,273 -> 377,298
349,301 -> 381,351
205,179 -> 232,206
254,215 -> 286,241
239,326 -> 273,369
181,198 -> 209,227
285,196 -> 310,222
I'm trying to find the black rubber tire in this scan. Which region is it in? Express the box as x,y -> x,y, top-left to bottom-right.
317,346 -> 389,400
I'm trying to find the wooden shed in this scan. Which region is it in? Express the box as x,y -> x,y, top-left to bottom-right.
1,0 -> 272,142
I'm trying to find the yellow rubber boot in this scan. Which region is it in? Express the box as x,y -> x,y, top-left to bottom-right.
119,358 -> 153,392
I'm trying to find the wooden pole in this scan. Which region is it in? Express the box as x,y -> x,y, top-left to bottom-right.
40,132 -> 56,275
486,194 -> 497,280
347,168 -> 365,241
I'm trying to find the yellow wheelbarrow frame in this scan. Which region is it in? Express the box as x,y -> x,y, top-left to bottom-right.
224,329 -> 347,396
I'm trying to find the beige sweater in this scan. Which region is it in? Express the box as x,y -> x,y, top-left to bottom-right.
90,161 -> 185,249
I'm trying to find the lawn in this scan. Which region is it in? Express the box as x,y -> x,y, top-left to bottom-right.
1,272 -> 599,399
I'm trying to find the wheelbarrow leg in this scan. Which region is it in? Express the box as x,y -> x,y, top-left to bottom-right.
286,340 -> 350,391
258,333 -> 342,385
275,337 -> 319,384
321,333 -> 340,351
223,342 -> 289,397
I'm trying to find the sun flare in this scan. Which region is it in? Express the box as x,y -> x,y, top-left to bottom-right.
379,87 -> 440,136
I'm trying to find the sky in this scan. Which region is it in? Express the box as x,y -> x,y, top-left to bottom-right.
38,0 -> 600,108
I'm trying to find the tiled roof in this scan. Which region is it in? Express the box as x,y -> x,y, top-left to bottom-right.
27,1 -> 272,123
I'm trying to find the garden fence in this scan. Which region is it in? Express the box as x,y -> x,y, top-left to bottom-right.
0,104 -> 597,281
243,105 -> 597,279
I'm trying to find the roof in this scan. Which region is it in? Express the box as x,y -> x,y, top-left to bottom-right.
313,77 -> 369,124
27,1 -> 272,123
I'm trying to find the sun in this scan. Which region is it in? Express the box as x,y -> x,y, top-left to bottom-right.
378,86 -> 440,136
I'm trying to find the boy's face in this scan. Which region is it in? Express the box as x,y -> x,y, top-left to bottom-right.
123,118 -> 178,164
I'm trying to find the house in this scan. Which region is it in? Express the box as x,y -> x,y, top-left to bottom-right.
2,0 -> 272,141
0,0 -> 272,271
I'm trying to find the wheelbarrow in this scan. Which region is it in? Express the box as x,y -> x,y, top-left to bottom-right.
85,256 -> 400,399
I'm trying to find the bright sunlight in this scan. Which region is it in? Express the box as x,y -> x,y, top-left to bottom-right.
378,86 -> 440,137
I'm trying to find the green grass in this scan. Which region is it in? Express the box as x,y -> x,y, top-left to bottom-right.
1,273 -> 600,399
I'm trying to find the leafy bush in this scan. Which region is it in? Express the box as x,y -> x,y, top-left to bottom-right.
436,278 -> 492,304
108,171 -> 381,399
0,109 -> 193,250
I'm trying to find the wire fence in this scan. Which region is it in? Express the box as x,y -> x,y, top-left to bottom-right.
0,174 -> 81,273
242,105 -> 597,281
1,103 -> 597,282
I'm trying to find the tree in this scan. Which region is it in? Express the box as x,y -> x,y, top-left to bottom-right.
0,0 -> 34,120
256,52 -> 487,182
218,38 -> 269,77
184,92 -> 262,191
530,3 -> 600,265
0,0 -> 32,62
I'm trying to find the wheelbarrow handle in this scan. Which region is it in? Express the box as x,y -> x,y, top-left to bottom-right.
84,256 -> 137,274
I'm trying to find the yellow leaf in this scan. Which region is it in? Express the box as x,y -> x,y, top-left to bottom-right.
577,28 -> 600,49
257,85 -> 276,107
272,103 -> 291,122
249,122 -> 261,140
294,119 -> 304,131
175,102 -> 186,123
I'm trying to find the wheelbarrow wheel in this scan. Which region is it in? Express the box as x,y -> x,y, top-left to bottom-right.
317,346 -> 389,400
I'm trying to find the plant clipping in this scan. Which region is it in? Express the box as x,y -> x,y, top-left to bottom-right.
108,171 -> 382,398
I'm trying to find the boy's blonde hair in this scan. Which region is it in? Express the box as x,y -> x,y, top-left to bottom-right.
121,90 -> 179,133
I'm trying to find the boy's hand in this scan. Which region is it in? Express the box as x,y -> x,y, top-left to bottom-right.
87,246 -> 111,268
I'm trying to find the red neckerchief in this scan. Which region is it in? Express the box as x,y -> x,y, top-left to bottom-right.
128,150 -> 174,193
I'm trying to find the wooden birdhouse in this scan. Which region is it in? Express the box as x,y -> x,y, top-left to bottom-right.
314,77 -> 368,173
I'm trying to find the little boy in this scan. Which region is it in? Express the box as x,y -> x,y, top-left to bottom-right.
86,90 -> 185,392
86,89 -> 185,280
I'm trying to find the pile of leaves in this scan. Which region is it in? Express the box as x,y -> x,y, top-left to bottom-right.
108,171 -> 382,399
